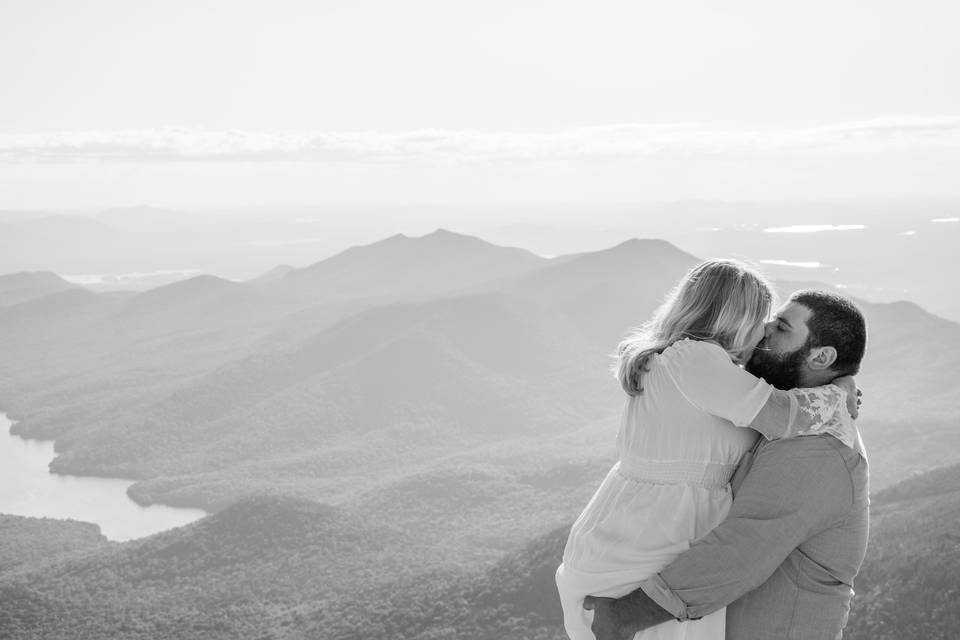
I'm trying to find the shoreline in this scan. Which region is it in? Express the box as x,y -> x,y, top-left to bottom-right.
4,411 -> 144,483
1,411 -> 208,539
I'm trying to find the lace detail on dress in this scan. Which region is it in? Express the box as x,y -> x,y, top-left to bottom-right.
787,384 -> 859,448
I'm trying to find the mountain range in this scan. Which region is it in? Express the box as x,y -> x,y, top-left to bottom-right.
1,228 -> 958,638
3,201 -> 958,321
2,230 -> 954,500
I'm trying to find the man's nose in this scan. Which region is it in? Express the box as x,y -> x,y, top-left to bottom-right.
763,321 -> 775,338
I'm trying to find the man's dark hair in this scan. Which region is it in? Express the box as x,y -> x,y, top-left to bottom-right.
790,290 -> 867,376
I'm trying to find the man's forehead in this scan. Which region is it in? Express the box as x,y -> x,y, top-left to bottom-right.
776,301 -> 813,327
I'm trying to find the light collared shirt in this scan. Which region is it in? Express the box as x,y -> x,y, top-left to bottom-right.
640,433 -> 870,639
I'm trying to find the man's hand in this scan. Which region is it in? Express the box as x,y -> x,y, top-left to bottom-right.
583,595 -> 638,640
832,375 -> 860,419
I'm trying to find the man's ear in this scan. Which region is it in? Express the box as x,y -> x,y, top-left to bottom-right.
807,346 -> 838,370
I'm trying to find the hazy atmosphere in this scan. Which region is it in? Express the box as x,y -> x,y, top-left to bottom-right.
3,0 -> 960,207
2,2 -> 959,639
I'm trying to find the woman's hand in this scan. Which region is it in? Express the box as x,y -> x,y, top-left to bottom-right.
833,375 -> 860,419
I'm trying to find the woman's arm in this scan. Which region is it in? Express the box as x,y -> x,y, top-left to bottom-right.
749,381 -> 857,442
663,340 -> 858,443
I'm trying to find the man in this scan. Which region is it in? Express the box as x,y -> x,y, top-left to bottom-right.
584,290 -> 869,640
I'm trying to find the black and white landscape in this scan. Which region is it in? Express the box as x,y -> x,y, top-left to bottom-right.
1,208 -> 959,639
3,2 -> 960,638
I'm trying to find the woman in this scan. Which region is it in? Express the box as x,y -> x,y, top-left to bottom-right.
555,259 -> 858,640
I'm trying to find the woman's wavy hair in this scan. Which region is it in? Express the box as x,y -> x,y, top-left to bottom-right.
615,259 -> 775,396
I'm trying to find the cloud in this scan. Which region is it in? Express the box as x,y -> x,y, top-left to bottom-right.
759,260 -> 823,268
764,224 -> 866,233
2,116 -> 960,164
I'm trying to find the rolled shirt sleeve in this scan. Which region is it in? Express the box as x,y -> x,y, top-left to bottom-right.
638,437 -> 855,620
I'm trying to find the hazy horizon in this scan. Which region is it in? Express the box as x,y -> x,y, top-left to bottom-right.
4,199 -> 957,323
4,1 -> 960,208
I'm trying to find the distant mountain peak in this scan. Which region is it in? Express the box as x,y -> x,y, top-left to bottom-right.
869,297 -> 956,322
288,227 -> 544,278
173,274 -> 237,287
120,274 -> 256,318
134,274 -> 243,301
380,228 -> 483,244
425,227 -> 459,237
564,237 -> 699,265
612,237 -> 684,251
0,270 -> 75,286
619,237 -> 670,246
0,270 -> 80,308
419,228 -> 480,243
0,287 -> 100,317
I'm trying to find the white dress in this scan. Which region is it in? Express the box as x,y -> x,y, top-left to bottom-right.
555,339 -> 853,640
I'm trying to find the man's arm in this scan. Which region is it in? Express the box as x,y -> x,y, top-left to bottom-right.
583,591 -> 674,640
586,437 -> 854,638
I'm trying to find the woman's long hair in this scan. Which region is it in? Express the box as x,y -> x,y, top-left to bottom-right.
616,259 -> 775,396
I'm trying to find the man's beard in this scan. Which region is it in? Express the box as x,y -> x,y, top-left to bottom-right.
746,338 -> 810,390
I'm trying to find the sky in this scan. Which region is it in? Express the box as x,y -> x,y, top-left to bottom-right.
2,0 -> 960,209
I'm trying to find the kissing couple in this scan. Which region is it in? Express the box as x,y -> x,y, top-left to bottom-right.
556,259 -> 869,640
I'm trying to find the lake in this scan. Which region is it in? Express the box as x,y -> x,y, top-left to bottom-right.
0,412 -> 207,541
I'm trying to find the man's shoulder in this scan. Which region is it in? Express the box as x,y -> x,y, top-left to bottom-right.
756,435 -> 867,486
743,436 -> 862,515
758,433 -> 848,458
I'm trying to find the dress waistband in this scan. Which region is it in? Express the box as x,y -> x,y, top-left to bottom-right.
616,459 -> 737,489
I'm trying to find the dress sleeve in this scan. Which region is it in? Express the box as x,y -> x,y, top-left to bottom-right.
662,340 -> 857,444
661,340 -> 774,427
750,385 -> 858,444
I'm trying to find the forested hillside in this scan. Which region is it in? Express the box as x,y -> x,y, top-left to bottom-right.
845,463 -> 960,640
5,461 -> 957,639
324,462 -> 960,640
